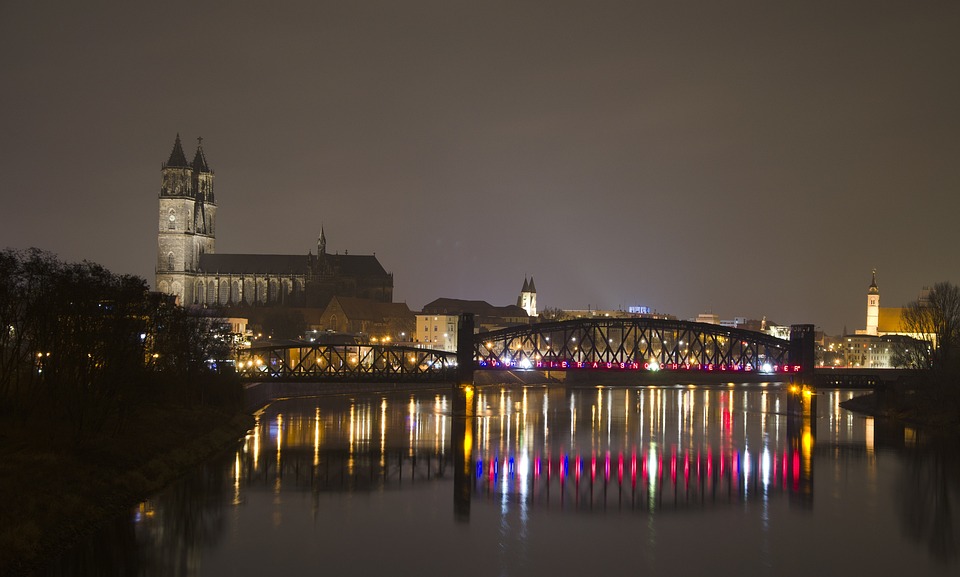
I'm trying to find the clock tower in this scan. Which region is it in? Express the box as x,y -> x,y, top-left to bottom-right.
865,269 -> 880,336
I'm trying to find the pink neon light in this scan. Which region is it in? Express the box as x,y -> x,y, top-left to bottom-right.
671,448 -> 677,483
793,451 -> 800,489
528,361 -> 802,372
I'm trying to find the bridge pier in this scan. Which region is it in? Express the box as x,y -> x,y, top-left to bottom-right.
453,313 -> 475,522
456,312 -> 475,393
785,324 -> 816,507
788,324 -> 816,419
789,324 -> 816,382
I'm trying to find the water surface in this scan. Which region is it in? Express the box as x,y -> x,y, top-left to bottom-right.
51,384 -> 960,576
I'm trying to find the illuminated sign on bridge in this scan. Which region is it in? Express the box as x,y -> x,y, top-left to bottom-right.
478,359 -> 804,373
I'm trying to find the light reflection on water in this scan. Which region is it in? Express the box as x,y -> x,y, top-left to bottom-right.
48,385 -> 960,576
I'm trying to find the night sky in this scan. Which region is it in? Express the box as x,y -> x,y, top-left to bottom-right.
2,1 -> 958,334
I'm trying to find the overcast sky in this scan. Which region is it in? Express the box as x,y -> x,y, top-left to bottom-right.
1,1 -> 957,334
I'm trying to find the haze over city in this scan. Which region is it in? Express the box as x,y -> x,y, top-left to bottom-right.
2,1 -> 958,334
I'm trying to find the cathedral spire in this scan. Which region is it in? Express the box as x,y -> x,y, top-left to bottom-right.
165,133 -> 189,168
869,268 -> 879,294
318,227 -> 327,255
192,136 -> 211,173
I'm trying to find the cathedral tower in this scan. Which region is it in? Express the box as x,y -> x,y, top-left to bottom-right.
866,269 -> 880,336
156,135 -> 216,304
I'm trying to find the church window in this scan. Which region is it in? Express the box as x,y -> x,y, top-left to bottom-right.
168,210 -> 176,229
167,252 -> 175,271
219,280 -> 229,305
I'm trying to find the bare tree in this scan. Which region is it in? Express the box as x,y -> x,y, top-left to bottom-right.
897,282 -> 960,372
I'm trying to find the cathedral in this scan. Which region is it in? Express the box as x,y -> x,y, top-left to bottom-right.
155,135 -> 394,309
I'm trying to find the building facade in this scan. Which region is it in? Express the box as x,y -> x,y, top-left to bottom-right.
318,297 -> 414,341
155,135 -> 394,309
416,313 -> 459,352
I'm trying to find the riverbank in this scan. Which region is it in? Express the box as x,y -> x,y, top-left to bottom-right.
0,401 -> 254,575
840,386 -> 960,440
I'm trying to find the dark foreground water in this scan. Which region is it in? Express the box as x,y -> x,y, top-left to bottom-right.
50,385 -> 959,576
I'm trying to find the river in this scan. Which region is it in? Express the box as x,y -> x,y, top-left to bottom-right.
47,384 -> 959,576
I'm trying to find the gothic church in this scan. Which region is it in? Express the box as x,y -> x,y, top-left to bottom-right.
156,135 -> 394,309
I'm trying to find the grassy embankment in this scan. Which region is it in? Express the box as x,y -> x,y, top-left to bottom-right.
0,373 -> 253,575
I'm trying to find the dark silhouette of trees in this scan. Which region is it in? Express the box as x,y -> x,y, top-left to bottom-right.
893,281 -> 960,421
895,282 -> 960,371
0,248 -> 237,439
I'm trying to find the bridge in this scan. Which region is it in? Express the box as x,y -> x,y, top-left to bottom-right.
236,316 -> 816,382
236,341 -> 456,382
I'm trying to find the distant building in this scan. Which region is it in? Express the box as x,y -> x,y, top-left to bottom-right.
560,308 -> 675,321
317,296 -> 414,341
695,313 -> 721,325
416,313 -> 459,352
855,270 -> 934,344
694,314 -> 773,335
155,135 -> 394,309
421,298 -> 529,332
842,334 -> 920,368
517,277 -> 537,317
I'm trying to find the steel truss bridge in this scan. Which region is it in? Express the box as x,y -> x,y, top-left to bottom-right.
237,343 -> 456,381
474,318 -> 797,374
237,318 -> 803,381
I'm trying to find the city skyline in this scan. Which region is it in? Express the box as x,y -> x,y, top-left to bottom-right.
2,1 -> 958,334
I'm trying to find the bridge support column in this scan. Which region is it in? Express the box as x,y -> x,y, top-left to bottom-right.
455,313 -> 475,391
787,324 -> 817,497
453,313 -> 475,522
789,324 -> 816,380
788,324 -> 817,418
